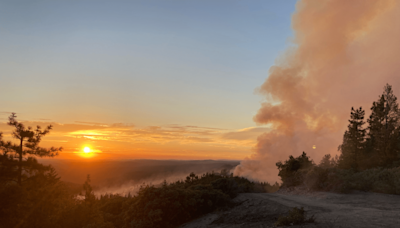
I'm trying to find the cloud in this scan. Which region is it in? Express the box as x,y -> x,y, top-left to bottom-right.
234,0 -> 400,183
1,119 -> 258,159
74,121 -> 111,126
185,137 -> 214,143
221,127 -> 271,141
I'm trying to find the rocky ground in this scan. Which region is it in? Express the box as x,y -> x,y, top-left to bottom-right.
180,190 -> 400,228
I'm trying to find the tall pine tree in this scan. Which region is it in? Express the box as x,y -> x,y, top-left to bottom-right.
0,113 -> 68,228
2,113 -> 62,185
366,84 -> 400,167
338,107 -> 366,170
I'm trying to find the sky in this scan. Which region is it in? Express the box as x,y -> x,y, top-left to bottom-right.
0,0 -> 297,160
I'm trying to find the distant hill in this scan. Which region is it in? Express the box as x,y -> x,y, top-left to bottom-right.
40,159 -> 240,189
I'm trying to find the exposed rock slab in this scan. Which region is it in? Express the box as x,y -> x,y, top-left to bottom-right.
180,191 -> 400,228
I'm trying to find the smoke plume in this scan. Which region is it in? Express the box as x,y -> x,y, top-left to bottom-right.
234,0 -> 400,183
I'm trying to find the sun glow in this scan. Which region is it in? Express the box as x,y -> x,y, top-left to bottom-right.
83,147 -> 91,153
76,146 -> 97,158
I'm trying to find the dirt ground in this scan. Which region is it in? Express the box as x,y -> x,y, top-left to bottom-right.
180,191 -> 400,228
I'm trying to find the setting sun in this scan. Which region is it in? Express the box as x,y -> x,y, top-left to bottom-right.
74,146 -> 101,158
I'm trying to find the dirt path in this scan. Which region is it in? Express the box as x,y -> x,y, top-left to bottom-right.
180,191 -> 400,228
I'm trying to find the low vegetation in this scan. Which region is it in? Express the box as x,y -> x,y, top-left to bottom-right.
0,169 -> 279,228
124,172 -> 274,228
274,207 -> 315,227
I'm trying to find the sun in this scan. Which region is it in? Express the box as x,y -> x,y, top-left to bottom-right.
75,146 -> 98,158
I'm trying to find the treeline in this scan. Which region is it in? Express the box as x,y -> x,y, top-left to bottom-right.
277,84 -> 400,194
0,113 -> 279,228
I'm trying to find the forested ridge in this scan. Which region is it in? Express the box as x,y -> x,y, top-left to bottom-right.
277,84 -> 400,194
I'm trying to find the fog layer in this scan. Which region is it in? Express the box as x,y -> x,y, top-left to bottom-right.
41,159 -> 239,195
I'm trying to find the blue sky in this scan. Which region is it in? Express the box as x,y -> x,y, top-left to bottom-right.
0,0 -> 296,130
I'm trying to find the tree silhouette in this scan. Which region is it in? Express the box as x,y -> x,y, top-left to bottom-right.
366,84 -> 400,167
83,174 -> 96,206
1,113 -> 62,185
276,152 -> 314,186
0,113 -> 68,228
338,107 -> 366,170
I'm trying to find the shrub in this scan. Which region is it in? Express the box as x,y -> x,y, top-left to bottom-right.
123,171 -> 262,228
276,152 -> 314,187
124,184 -> 231,228
252,181 -> 280,193
342,167 -> 400,194
211,178 -> 239,198
274,207 -> 315,227
299,165 -> 400,194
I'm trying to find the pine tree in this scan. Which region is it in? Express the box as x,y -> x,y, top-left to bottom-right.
0,132 -> 19,184
1,113 -> 62,185
0,113 -> 68,228
338,107 -> 366,170
318,154 -> 337,168
366,84 -> 400,167
83,174 -> 96,206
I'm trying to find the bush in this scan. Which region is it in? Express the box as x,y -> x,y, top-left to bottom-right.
211,178 -> 239,198
252,181 -> 280,193
276,152 -> 314,187
123,171 -> 265,228
298,165 -> 400,194
304,166 -> 335,190
125,184 -> 230,228
340,167 -> 400,194
274,207 -> 315,227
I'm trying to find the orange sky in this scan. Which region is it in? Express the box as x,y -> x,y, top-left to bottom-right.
0,116 -> 270,160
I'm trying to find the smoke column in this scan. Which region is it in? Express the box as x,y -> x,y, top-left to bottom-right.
234,0 -> 400,183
